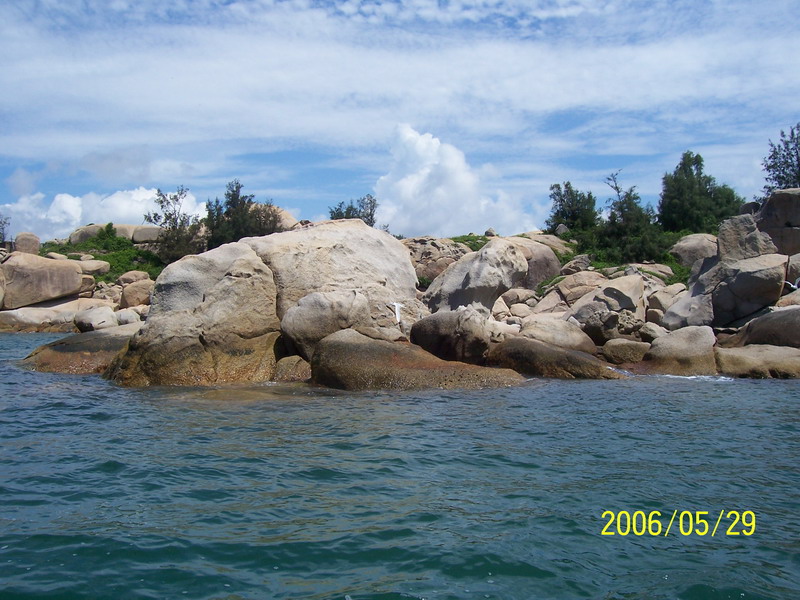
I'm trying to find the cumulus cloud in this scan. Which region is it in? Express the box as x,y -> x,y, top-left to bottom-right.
0,187 -> 205,241
374,125 -> 537,237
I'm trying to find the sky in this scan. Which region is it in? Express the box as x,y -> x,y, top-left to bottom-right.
1,0 -> 798,241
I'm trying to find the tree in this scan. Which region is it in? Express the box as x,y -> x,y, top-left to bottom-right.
759,122 -> 800,201
595,172 -> 664,264
0,212 -> 9,243
329,194 -> 378,226
544,182 -> 599,233
658,151 -> 743,232
144,186 -> 204,264
205,179 -> 285,250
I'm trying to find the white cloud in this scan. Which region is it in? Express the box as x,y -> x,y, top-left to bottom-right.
1,187 -> 204,241
374,125 -> 537,237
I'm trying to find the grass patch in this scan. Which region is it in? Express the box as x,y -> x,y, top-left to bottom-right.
40,224 -> 164,283
450,234 -> 490,252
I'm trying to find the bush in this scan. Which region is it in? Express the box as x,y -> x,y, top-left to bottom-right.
449,234 -> 490,252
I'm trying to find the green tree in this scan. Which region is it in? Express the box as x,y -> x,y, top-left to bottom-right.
595,172 -> 665,264
759,122 -> 800,201
658,151 -> 743,232
329,194 -> 378,226
0,212 -> 9,243
544,182 -> 599,234
144,186 -> 204,264
205,179 -> 285,249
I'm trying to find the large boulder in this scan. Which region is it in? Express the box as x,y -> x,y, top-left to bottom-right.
21,322 -> 143,374
715,345 -> 800,378
119,278 -> 154,308
116,270 -> 151,286
486,336 -> 623,379
647,283 -> 686,313
14,232 -> 40,255
0,267 -> 4,309
754,188 -> 800,255
423,238 -> 527,314
519,232 -> 573,256
518,315 -> 596,354
410,306 -> 493,364
710,254 -> 787,325
560,254 -> 592,275
592,274 -> 646,319
132,225 -> 164,243
78,259 -> 111,276
1,252 -> 83,309
243,220 -> 424,328
669,233 -> 717,267
504,237 -> 561,289
717,214 -> 778,261
68,224 -> 104,245
717,307 -> 800,348
311,328 -> 524,391
107,242 -> 282,386
601,339 -> 650,365
280,290 -> 372,360
402,237 -> 472,283
643,326 -> 717,375
556,271 -> 607,305
0,297 -> 114,332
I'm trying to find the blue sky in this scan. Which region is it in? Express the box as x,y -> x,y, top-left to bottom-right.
1,0 -> 798,240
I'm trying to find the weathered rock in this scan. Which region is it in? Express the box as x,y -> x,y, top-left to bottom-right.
14,232 -> 40,255
78,259 -> 111,276
132,225 -> 164,243
117,270 -> 150,286
281,290 -> 372,360
556,271 -> 608,305
501,288 -> 538,306
643,326 -> 717,375
717,214 -> 778,261
638,322 -> 669,343
1,252 -> 83,309
593,275 -> 646,319
75,306 -> 118,332
519,315 -> 596,354
647,283 -> 686,312
108,243 -> 282,386
669,233 -> 718,267
20,323 -> 143,374
601,339 -> 650,365
629,263 -> 674,280
410,306 -> 492,364
509,303 -> 533,318
312,329 -> 524,391
423,238 -> 527,314
0,297 -> 114,332
582,310 -> 621,345
754,188 -> 800,255
274,355 -> 312,382
115,308 -> 142,326
560,254 -> 591,275
504,237 -> 561,289
69,224 -> 104,245
531,289 -> 570,314
487,337 -> 623,379
554,223 -> 570,236
45,252 -> 68,260
711,254 -> 787,325
718,307 -> 800,348
79,274 -> 96,297
777,289 -> 800,307
402,236 -> 472,283
491,296 -> 510,320
645,308 -> 664,325
119,279 -> 154,309
519,233 -> 573,257
485,227 -> 498,237
0,267 -> 4,308
94,282 -> 123,304
787,253 -> 800,287
715,344 -> 800,378
243,220 -> 424,329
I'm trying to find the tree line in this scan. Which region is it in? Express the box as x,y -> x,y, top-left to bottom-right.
543,123 -> 800,265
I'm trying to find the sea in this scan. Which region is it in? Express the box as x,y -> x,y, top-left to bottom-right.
1,333 -> 799,600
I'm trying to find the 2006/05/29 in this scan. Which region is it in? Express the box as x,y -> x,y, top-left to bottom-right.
601,510 -> 756,537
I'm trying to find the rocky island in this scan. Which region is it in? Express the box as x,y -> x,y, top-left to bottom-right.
5,189 -> 800,389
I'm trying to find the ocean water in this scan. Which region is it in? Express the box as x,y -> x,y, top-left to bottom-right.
1,334 -> 799,600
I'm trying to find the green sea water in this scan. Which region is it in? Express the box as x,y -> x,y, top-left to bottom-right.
1,333 -> 799,600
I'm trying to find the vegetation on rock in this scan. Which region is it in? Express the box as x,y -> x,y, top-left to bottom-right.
205,179 -> 285,250
759,122 -> 800,201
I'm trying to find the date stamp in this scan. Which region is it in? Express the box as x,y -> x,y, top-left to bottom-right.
601,510 -> 756,537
